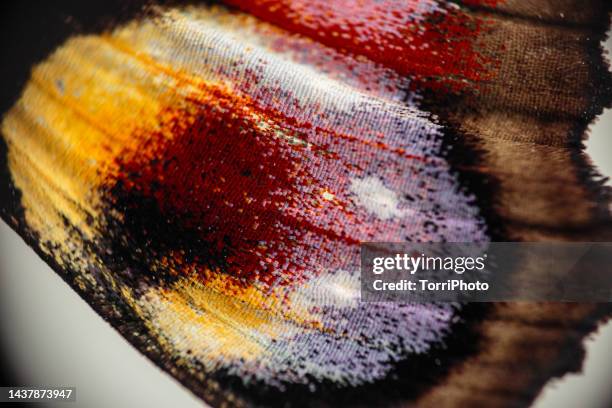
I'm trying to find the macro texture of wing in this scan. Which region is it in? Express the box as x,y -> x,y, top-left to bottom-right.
0,1 -> 610,407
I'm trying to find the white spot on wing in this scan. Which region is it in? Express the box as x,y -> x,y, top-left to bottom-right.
350,176 -> 407,220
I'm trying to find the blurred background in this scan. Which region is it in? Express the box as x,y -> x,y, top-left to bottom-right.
0,13 -> 610,408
